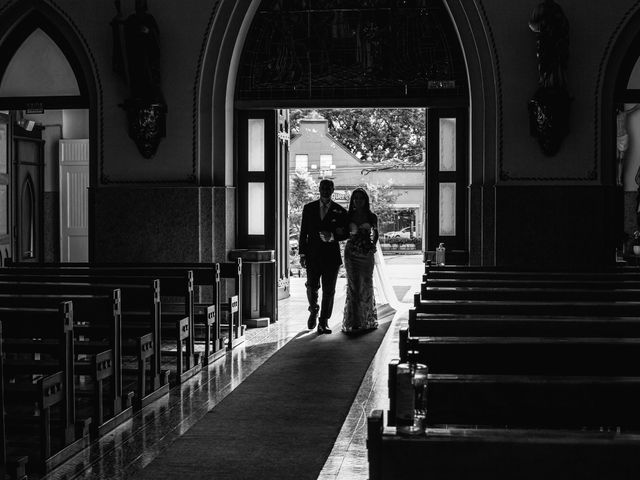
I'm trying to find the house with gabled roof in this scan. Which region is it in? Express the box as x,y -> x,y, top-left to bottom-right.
289,111 -> 425,237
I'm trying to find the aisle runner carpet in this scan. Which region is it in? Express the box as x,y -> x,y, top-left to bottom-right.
136,311 -> 394,480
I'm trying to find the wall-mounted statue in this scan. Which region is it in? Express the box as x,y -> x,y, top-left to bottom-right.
527,0 -> 571,156
111,0 -> 167,159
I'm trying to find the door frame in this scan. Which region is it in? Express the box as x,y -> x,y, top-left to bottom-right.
13,119 -> 44,262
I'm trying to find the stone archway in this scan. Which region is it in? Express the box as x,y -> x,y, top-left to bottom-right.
597,3 -> 640,256
196,0 -> 501,265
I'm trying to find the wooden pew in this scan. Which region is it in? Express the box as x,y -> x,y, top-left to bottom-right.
367,410 -> 640,480
0,322 -> 28,480
0,281 -> 168,410
397,334 -> 640,375
408,312 -> 640,337
0,260 -> 242,353
421,285 -> 640,301
421,275 -> 640,289
0,292 -> 134,437
412,293 -> 640,316
372,266 -> 640,479
414,372 -> 640,429
388,328 -> 640,427
423,266 -> 640,281
0,304 -> 91,474
0,270 -> 202,371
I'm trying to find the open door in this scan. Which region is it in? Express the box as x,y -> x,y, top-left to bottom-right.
236,109 -> 289,321
59,139 -> 89,262
426,108 -> 468,264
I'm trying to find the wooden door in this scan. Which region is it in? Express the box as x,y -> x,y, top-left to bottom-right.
59,139 -> 89,262
426,108 -> 468,261
237,109 -> 284,320
14,125 -> 44,262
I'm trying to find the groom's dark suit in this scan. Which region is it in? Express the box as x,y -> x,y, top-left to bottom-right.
299,199 -> 348,328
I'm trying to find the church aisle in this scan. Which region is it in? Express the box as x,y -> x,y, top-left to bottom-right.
318,309 -> 407,480
132,303 -> 393,479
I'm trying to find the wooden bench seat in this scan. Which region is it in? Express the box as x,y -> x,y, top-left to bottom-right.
398,334 -> 640,375
408,312 -> 640,337
423,268 -> 640,281
421,275 -> 640,289
0,293 -> 136,438
422,373 -> 640,429
3,371 -> 89,475
367,410 -> 640,480
0,312 -> 91,475
421,285 -> 640,301
412,295 -> 640,316
0,260 -> 245,352
0,280 -> 173,405
0,300 -> 132,440
372,266 -> 640,479
0,262 -> 239,357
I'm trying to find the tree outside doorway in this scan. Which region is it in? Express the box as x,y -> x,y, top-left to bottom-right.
288,108 -> 425,281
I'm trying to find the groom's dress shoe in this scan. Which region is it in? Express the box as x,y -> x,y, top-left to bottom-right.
317,323 -> 332,334
307,312 -> 318,330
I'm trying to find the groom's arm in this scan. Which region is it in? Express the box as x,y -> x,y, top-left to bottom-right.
333,206 -> 349,241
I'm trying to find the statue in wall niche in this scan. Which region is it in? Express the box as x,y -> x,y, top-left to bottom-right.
527,0 -> 571,156
111,0 -> 167,159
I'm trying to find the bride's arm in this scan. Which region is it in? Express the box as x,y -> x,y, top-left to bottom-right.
371,213 -> 379,244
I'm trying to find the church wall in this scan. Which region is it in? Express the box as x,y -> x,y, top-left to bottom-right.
481,0 -> 636,266
484,0 -> 630,181
29,0 -> 215,184
0,0 -> 223,262
93,187 -> 200,263
3,1 -> 638,265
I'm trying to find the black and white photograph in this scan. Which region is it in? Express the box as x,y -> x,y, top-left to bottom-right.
0,0 -> 638,479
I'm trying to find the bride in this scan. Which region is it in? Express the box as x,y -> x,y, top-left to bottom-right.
342,188 -> 379,333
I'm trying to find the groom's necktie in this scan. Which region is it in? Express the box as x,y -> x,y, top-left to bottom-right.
321,201 -> 329,220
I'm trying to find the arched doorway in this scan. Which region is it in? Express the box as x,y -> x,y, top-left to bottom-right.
0,3 -> 100,263
196,0 -> 500,319
597,6 -> 640,261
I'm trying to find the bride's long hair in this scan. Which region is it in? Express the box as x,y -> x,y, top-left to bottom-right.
348,188 -> 375,222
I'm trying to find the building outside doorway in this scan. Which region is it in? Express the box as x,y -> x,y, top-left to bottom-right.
286,108 -> 425,301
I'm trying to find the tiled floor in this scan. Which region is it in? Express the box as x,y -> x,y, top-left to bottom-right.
45,254 -> 422,480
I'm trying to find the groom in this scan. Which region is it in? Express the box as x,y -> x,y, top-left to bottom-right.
299,179 -> 348,334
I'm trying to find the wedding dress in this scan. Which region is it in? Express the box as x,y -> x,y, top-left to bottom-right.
342,222 -> 379,332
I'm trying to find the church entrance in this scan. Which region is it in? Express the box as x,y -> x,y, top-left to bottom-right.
286,107 -> 426,300
233,1 -> 469,306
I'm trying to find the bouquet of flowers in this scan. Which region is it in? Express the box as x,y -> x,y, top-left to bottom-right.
350,226 -> 376,255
